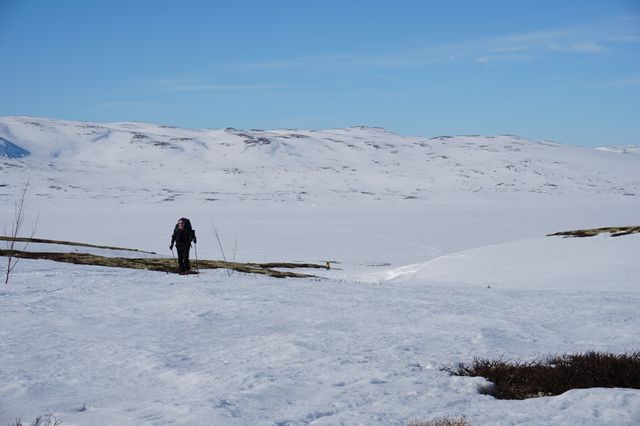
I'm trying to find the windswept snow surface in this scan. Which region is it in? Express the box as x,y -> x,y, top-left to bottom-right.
1,117 -> 639,425
374,234 -> 640,292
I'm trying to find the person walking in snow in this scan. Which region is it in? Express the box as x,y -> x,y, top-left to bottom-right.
170,218 -> 197,274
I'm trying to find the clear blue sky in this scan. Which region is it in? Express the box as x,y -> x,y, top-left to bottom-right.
1,0 -> 639,146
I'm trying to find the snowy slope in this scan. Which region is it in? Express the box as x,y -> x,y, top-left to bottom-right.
1,116 -> 639,205
0,136 -> 30,158
372,233 -> 640,291
1,116 -> 639,425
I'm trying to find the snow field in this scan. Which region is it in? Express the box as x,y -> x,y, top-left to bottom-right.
1,117 -> 639,424
2,260 -> 639,425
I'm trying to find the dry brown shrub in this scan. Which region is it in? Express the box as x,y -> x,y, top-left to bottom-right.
448,351 -> 640,399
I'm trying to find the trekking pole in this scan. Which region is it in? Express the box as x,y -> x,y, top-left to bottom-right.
193,243 -> 200,276
170,247 -> 179,273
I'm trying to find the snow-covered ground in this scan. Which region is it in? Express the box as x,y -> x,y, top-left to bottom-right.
1,117 -> 639,425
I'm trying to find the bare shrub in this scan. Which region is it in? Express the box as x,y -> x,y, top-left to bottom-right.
208,214 -> 230,277
4,178 -> 38,284
448,351 -> 640,399
10,415 -> 62,426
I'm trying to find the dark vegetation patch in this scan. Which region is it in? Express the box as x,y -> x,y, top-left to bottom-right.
223,168 -> 243,174
408,417 -> 471,426
130,133 -> 179,150
280,133 -> 307,139
548,226 -> 640,238
131,133 -> 149,140
447,351 -> 640,400
244,137 -> 272,146
0,248 -> 326,279
150,141 -> 173,148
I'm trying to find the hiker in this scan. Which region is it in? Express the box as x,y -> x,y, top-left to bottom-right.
170,217 -> 197,274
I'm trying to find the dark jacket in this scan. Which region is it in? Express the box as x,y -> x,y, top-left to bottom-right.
171,227 -> 196,247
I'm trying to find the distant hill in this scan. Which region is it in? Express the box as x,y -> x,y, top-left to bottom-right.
0,116 -> 638,203
596,145 -> 639,155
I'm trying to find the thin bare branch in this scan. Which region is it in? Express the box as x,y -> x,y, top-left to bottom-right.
208,214 -> 231,278
5,177 -> 35,284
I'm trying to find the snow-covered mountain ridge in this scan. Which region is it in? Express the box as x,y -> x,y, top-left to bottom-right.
0,116 -> 638,203
596,145 -> 639,154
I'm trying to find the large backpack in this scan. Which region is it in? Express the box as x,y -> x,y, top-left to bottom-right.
176,217 -> 195,242
177,217 -> 193,233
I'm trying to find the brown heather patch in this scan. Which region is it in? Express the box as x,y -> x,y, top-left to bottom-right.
0,248 -> 325,279
447,351 -> 640,400
548,226 -> 640,238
